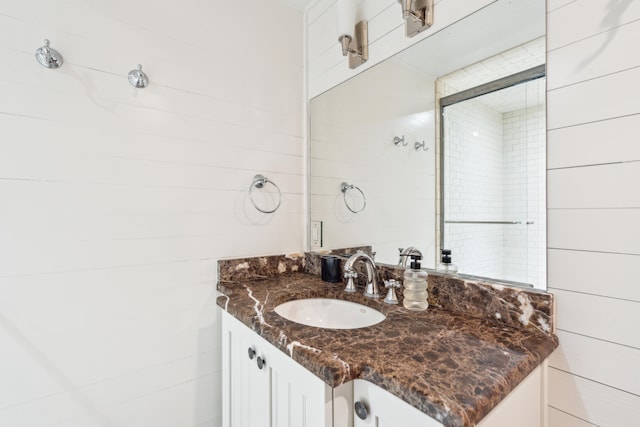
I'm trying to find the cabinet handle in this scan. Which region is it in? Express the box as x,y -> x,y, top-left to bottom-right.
248,347 -> 256,360
354,401 -> 368,420
257,356 -> 266,370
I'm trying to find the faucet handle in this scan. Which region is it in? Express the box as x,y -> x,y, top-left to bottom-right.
344,270 -> 358,279
344,270 -> 358,293
384,279 -> 401,289
383,279 -> 400,304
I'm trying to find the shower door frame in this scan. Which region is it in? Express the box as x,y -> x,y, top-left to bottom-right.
438,64 -> 546,285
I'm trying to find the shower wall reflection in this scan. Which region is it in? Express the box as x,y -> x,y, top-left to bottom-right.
441,73 -> 546,287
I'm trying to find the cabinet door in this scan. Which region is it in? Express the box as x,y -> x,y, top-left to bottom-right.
353,366 -> 544,427
222,311 -> 334,427
477,365 -> 543,427
222,311 -> 271,427
268,340 -> 332,427
353,379 -> 443,427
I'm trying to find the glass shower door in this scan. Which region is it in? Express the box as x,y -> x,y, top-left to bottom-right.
441,74 -> 546,287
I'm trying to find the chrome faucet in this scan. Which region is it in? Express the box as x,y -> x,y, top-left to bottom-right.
343,251 -> 381,298
398,247 -> 422,267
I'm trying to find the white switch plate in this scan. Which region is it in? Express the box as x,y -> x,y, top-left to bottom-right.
311,220 -> 322,248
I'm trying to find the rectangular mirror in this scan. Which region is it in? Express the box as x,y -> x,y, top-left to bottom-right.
309,0 -> 546,289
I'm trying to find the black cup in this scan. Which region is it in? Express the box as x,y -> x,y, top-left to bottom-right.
321,256 -> 342,282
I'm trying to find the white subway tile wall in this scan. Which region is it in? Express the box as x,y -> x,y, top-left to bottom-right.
440,37 -> 545,95
442,97 -> 545,285
443,98 -> 506,278
440,39 -> 546,286
502,103 -> 546,286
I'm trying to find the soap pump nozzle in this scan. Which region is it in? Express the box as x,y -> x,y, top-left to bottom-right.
409,254 -> 422,270
437,249 -> 458,275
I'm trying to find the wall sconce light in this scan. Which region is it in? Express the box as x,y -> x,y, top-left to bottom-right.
397,0 -> 434,37
336,0 -> 368,69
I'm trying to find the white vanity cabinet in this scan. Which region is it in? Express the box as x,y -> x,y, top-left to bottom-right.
352,379 -> 443,427
221,311 -> 334,427
223,310 -> 545,427
353,366 -> 544,427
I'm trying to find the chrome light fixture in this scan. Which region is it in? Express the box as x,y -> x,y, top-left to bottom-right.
397,0 -> 434,37
35,39 -> 63,69
336,0 -> 368,69
128,64 -> 149,88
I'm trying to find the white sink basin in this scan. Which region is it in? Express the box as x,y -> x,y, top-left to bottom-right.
274,298 -> 386,329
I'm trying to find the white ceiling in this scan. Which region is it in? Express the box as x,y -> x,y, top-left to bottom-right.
277,0 -> 315,11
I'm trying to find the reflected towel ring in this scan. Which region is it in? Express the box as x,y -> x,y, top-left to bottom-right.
340,181 -> 366,213
249,174 -> 282,214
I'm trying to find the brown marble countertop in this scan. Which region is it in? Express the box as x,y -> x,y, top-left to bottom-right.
217,272 -> 558,427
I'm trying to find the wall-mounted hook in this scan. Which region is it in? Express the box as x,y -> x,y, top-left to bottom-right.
393,135 -> 407,147
128,64 -> 149,88
414,141 -> 428,151
35,39 -> 63,69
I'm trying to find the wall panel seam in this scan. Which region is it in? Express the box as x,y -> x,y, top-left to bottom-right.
548,288 -> 640,304
546,17 -> 640,53
548,366 -> 640,397
547,64 -> 640,92
547,246 -> 640,257
547,112 -> 640,131
547,405 -> 598,426
547,161 -> 630,171
547,207 -> 640,210
551,328 -> 640,351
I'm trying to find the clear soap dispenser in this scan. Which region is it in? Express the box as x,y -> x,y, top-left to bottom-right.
402,254 -> 428,311
436,249 -> 458,275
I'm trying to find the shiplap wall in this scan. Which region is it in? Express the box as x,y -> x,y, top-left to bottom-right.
307,0 -> 495,98
0,0 -> 303,426
310,59 -> 437,265
546,0 -> 640,425
307,0 -> 640,425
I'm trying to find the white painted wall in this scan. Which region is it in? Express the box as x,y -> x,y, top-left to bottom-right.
310,59 -> 436,265
546,0 -> 640,424
0,0 -> 303,425
307,0 -> 496,98
307,0 -> 640,425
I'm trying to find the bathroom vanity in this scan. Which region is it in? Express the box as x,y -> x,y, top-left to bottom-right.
218,254 -> 557,427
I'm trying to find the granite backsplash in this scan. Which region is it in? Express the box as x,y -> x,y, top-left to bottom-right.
218,249 -> 554,336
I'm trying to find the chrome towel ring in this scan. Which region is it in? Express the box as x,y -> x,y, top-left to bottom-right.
340,181 -> 366,213
250,174 -> 282,214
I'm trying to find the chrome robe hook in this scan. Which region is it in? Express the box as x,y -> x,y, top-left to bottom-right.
128,64 -> 149,88
35,39 -> 63,69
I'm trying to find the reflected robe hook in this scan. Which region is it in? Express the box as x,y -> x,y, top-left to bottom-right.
415,141 -> 428,151
393,135 -> 407,146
